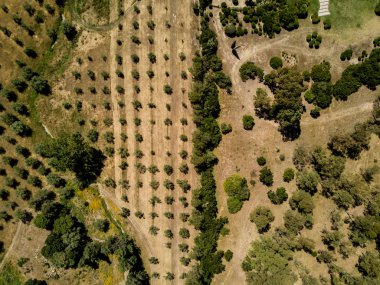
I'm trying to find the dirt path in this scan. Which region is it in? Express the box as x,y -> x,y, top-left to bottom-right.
302,102 -> 373,125
0,222 -> 22,270
109,0 -> 123,198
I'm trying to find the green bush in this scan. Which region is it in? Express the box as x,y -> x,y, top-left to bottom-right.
220,123 -> 232,134
340,49 -> 353,61
250,206 -> 274,233
224,249 -> 233,262
239,62 -> 264,82
259,167 -> 273,186
227,197 -> 243,213
323,18 -> 331,30
283,168 -> 295,182
224,24 -> 236,37
310,107 -> 321,118
312,82 -> 333,109
304,90 -> 315,103
224,174 -> 250,213
311,61 -> 331,82
257,156 -> 267,166
269,56 -> 283,69
267,187 -> 288,204
242,115 -> 254,130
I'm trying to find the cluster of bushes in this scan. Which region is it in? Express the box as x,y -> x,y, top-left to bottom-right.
222,0 -> 309,38
35,133 -> 105,187
340,49 -> 353,61
242,115 -> 255,130
239,62 -> 264,82
305,61 -> 333,109
224,174 -> 250,213
328,96 -> 380,160
264,67 -> 305,140
250,206 -> 274,233
242,231 -> 314,283
306,32 -> 322,49
240,63 -> 306,139
33,189 -> 148,282
333,48 -> 380,100
187,11 -> 231,284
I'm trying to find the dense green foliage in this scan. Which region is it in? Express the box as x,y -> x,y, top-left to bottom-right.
224,174 -> 250,213
267,187 -> 288,204
35,133 -> 105,187
340,49 -> 353,61
269,56 -> 283,69
264,67 -> 305,140
242,115 -> 255,130
239,62 -> 264,82
333,48 -> 380,100
242,235 -> 297,284
309,61 -> 333,108
220,0 -> 309,38
250,206 -> 274,233
187,11 -> 230,284
259,166 -> 273,186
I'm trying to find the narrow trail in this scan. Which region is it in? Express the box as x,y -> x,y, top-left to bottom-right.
301,102 -> 373,126
0,222 -> 22,270
109,0 -> 123,198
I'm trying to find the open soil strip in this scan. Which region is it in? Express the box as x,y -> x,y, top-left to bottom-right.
109,0 -> 123,200
123,7 -> 139,210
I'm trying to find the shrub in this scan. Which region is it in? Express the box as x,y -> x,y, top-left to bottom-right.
242,115 -> 254,130
224,24 -> 236,37
257,156 -> 266,166
267,187 -> 288,204
323,18 -> 331,29
296,169 -> 319,195
250,206 -> 274,233
31,77 -> 50,94
259,167 -> 273,186
164,85 -> 173,94
239,62 -> 264,82
227,197 -> 243,213
94,219 -> 109,232
290,190 -> 314,214
374,37 -> 380,47
148,52 -> 156,63
311,13 -> 320,24
62,22 -> 77,40
224,250 -> 233,262
340,49 -> 353,61
24,48 -> 37,58
311,61 -> 331,82
224,174 -> 250,213
11,121 -> 32,137
221,123 -> 232,134
312,82 -> 332,109
310,107 -> 321,118
283,168 -> 295,182
269,56 -> 283,69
